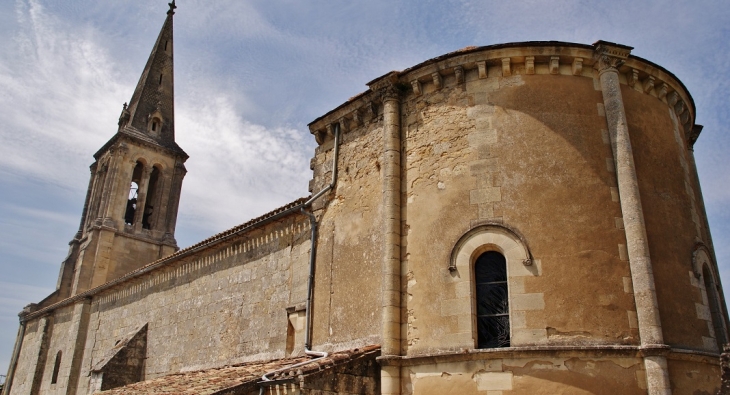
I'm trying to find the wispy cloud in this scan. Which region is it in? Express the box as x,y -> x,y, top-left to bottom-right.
175,91 -> 313,235
0,0 -> 126,189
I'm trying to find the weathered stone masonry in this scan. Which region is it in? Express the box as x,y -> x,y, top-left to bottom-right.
3,6 -> 727,394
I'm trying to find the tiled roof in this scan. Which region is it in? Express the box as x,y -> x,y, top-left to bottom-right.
99,345 -> 380,395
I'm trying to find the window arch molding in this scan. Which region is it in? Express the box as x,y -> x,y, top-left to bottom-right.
693,243 -> 729,350
448,223 -> 538,349
449,223 -> 533,273
692,243 -> 715,280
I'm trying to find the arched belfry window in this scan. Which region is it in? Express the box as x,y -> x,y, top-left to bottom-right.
125,161 -> 144,225
475,251 -> 510,348
703,265 -> 728,350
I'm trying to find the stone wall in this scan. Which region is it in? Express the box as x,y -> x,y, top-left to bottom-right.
310,117 -> 385,351
399,63 -> 636,354
307,41 -> 724,394
621,84 -> 721,352
12,213 -> 315,394
8,319 -> 47,395
74,216 -> 311,394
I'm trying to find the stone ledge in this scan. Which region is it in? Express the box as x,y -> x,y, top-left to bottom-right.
376,345 -> 718,367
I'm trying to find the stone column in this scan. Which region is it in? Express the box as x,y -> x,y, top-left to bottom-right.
133,165 -> 152,231
594,41 -> 670,395
101,144 -> 129,228
380,84 -> 402,395
96,150 -> 119,226
75,163 -> 96,239
163,161 -> 186,245
149,172 -> 169,233
86,161 -> 108,228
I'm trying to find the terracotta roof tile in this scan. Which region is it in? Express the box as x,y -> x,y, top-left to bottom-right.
99,345 -> 380,395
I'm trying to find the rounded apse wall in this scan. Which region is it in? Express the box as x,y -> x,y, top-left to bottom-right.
308,41 -> 723,394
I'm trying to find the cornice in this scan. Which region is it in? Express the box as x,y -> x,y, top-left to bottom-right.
308,40 -> 697,146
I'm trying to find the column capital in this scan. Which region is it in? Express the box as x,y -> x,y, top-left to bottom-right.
368,71 -> 400,102
378,84 -> 400,102
593,40 -> 633,74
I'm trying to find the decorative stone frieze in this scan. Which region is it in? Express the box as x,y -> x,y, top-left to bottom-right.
411,80 -> 422,96
367,101 -> 377,119
667,91 -> 679,106
501,58 -> 511,77
680,110 -> 690,125
549,56 -> 560,74
644,76 -> 655,94
525,57 -> 535,75
657,83 -> 668,100
454,66 -> 464,84
351,109 -> 361,126
477,61 -> 487,79
675,99 -> 686,116
338,117 -> 348,133
628,69 -> 639,88
431,72 -> 442,89
572,57 -> 583,75
593,41 -> 632,74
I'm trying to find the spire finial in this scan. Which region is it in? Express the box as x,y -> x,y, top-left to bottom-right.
167,0 -> 176,15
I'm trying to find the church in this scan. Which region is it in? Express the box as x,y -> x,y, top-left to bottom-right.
2,2 -> 727,394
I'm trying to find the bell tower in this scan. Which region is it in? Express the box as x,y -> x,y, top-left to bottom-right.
56,1 -> 188,298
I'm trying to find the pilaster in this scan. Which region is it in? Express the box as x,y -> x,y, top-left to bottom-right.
594,40 -> 671,395
376,80 -> 402,395
133,165 -> 152,231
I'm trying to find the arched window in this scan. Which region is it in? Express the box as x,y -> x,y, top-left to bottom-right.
125,161 -> 144,225
450,224 -> 537,349
475,251 -> 510,348
703,265 -> 727,350
51,350 -> 62,384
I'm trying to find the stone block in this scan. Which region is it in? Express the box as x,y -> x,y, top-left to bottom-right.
474,371 -> 513,391
508,258 -> 540,277
511,293 -> 544,311
627,310 -> 638,329
696,303 -> 711,321
623,277 -> 633,294
703,336 -> 719,352
441,332 -> 473,349
441,298 -> 471,317
512,328 -> 548,345
457,314 -> 472,332
509,277 -> 525,294
455,281 -> 472,298
470,188 -> 501,204
511,310 -> 527,329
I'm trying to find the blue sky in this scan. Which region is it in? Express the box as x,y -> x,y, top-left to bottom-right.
1,0 -> 729,375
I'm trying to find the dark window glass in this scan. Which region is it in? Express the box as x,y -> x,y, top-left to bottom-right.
475,251 -> 510,348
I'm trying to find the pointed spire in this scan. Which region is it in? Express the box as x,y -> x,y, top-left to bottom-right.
125,2 -> 176,145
